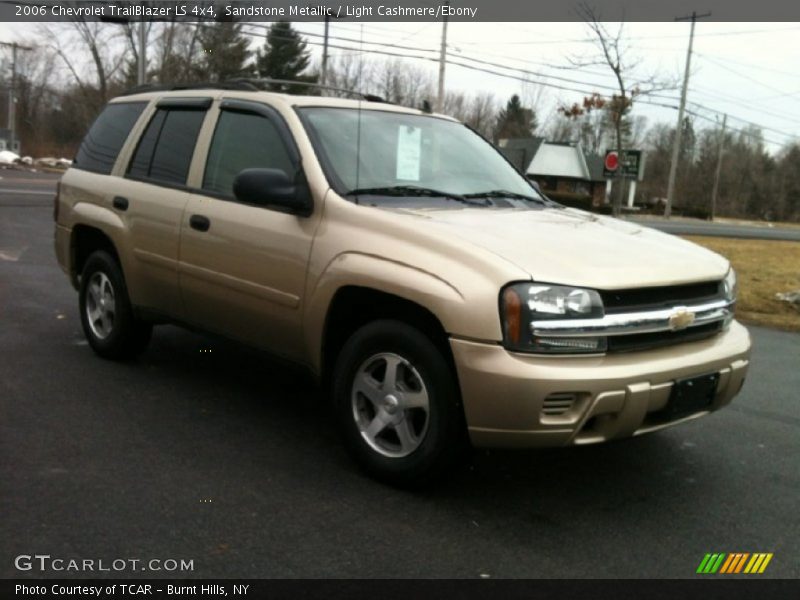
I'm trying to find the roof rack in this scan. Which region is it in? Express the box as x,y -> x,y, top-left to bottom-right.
120,78 -> 388,104
120,81 -> 260,96
225,78 -> 387,103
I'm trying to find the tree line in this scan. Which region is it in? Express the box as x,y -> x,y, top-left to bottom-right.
1,19 -> 798,221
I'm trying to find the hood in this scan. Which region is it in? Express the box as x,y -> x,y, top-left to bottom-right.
381,206 -> 729,289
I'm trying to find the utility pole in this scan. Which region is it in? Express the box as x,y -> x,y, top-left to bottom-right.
317,10 -> 344,88
664,11 -> 710,218
321,14 -> 331,86
137,22 -> 146,86
710,113 -> 727,221
436,1 -> 449,113
0,41 -> 33,153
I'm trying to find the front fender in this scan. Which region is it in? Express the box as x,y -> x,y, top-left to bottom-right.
304,251 -> 500,374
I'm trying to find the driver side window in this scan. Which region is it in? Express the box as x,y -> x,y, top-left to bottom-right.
203,109 -> 295,198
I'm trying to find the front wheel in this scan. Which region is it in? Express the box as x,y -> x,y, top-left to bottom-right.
332,320 -> 467,487
79,251 -> 152,360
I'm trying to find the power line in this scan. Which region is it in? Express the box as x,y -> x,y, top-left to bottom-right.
198,23 -> 796,150
697,54 -> 797,97
694,52 -> 800,80
442,24 -> 800,46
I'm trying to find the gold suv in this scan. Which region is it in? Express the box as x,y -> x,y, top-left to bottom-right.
54,83 -> 751,485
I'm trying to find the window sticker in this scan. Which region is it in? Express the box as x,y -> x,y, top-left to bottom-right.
396,125 -> 422,181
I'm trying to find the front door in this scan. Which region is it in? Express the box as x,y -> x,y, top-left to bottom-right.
178,100 -> 318,362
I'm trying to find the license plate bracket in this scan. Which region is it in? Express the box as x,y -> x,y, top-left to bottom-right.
666,372 -> 720,417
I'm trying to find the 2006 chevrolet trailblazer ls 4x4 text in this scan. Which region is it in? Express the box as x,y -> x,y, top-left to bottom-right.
54,83 -> 751,485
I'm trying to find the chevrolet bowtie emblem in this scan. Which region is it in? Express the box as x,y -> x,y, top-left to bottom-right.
669,308 -> 696,331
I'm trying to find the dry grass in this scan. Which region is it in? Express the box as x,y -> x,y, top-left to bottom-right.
713,217 -> 800,230
684,236 -> 800,332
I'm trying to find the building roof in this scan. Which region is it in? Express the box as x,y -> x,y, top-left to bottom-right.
582,152 -> 607,182
527,141 -> 591,180
498,137 -> 607,182
497,137 -> 544,172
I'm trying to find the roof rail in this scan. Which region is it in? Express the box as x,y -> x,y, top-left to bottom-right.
120,81 -> 260,96
119,78 -> 394,105
224,78 -> 387,103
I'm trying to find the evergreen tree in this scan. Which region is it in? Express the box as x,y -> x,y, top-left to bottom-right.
196,22 -> 252,82
255,21 -> 318,93
495,94 -> 537,140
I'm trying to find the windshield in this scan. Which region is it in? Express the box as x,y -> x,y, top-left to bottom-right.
298,107 -> 544,202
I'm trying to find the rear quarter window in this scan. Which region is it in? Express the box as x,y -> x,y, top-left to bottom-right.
127,108 -> 206,186
73,102 -> 147,175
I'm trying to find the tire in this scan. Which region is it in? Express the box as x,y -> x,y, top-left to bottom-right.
79,250 -> 152,360
332,319 -> 467,487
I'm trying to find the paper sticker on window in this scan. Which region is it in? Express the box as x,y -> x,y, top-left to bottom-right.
396,126 -> 422,181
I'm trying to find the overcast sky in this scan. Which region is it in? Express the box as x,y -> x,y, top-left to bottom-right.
1,20 -> 798,152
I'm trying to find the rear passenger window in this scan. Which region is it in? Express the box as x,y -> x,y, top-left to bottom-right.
73,102 -> 146,174
128,108 -> 205,185
203,110 -> 295,197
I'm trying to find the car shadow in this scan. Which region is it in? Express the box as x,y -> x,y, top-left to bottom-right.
126,324 -> 717,525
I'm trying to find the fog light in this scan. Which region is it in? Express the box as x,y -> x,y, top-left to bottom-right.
532,336 -> 607,353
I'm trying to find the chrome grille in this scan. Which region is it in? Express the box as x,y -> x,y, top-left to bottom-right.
530,281 -> 730,353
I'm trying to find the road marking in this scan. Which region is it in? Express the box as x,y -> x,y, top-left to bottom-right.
0,246 -> 28,261
0,188 -> 55,195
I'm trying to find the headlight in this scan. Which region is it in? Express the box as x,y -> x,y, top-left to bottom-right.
723,268 -> 738,303
500,283 -> 606,354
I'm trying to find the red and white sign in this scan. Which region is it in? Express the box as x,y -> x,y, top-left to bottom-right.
604,151 -> 619,172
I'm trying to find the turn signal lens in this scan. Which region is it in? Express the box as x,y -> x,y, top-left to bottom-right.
502,287 -> 522,345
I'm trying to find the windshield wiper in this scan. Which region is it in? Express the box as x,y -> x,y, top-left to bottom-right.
463,189 -> 553,206
345,185 -> 490,207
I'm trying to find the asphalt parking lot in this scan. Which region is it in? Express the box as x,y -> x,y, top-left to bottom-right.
1,170 -> 798,579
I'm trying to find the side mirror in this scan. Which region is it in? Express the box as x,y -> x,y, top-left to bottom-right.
233,168 -> 312,216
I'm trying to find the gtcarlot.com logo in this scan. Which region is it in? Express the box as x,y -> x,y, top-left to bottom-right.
14,554 -> 194,573
697,552 -> 773,574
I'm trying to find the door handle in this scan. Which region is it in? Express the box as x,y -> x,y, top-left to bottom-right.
112,196 -> 129,211
189,214 -> 210,232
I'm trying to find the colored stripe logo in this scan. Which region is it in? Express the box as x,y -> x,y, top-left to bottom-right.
697,553 -> 773,574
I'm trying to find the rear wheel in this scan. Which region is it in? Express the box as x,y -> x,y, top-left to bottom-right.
79,251 -> 151,359
332,320 -> 466,487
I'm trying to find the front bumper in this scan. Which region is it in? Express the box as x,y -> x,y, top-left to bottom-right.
451,321 -> 751,448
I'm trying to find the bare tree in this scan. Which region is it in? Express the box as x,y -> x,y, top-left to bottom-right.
372,58 -> 434,108
319,53 -> 367,97
572,3 -> 674,215
40,22 -> 126,107
464,92 -> 498,139
152,22 -> 199,83
556,93 -> 610,153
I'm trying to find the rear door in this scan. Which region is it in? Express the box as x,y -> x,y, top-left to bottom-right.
111,97 -> 211,318
178,99 -> 319,362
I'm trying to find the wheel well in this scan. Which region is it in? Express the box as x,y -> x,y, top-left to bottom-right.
321,286 -> 454,388
72,225 -> 119,279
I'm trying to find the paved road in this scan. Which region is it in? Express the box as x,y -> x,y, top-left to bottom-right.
1,171 -> 799,579
627,217 -> 800,241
